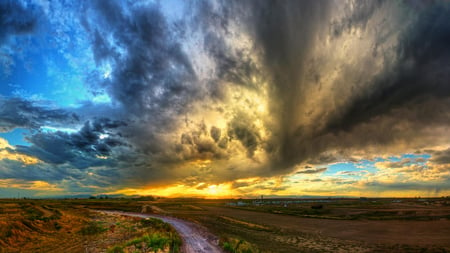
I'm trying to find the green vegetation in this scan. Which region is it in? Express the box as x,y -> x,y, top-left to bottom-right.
221,238 -> 259,253
107,218 -> 182,253
107,245 -> 124,253
79,220 -> 108,235
21,204 -> 44,221
140,217 -> 171,230
0,199 -> 184,252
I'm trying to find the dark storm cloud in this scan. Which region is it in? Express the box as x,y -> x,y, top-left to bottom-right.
165,122 -> 229,164
202,29 -> 259,90
231,181 -> 252,189
0,97 -> 78,132
78,0 -> 450,182
0,0 -> 42,43
83,0 -> 196,117
14,118 -> 127,169
77,0 -> 213,168
210,126 -> 221,143
364,181 -> 450,194
0,158 -> 124,193
228,119 -> 259,158
0,159 -> 72,182
220,0 -> 450,171
430,148 -> 450,165
4,0 -> 450,195
296,167 -> 327,174
325,4 -> 450,133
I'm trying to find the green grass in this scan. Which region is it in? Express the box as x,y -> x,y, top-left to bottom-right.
221,238 -> 260,253
107,245 -> 124,253
108,232 -> 181,253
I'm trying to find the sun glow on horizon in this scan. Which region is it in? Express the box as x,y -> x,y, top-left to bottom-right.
112,182 -> 236,199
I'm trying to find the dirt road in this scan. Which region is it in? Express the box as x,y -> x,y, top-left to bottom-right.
101,211 -> 223,253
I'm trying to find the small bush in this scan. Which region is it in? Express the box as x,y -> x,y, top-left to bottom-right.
107,245 -> 124,253
23,206 -> 44,221
221,238 -> 258,253
140,218 -> 171,231
79,221 -> 107,235
54,221 -> 62,230
121,232 -> 181,253
223,242 -> 235,252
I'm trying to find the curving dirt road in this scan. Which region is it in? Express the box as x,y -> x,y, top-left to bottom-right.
100,211 -> 223,253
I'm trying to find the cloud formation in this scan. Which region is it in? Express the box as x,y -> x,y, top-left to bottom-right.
15,118 -> 127,169
0,97 -> 79,132
0,0 -> 41,43
1,0 -> 450,196
296,167 -> 328,174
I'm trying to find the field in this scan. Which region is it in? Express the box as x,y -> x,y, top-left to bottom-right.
1,197 -> 450,252
0,199 -> 181,253
150,197 -> 450,253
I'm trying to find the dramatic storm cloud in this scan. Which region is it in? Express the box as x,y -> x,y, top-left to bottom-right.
1,0 -> 450,197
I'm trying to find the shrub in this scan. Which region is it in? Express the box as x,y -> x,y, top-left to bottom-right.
79,221 -> 107,235
223,242 -> 235,253
221,238 -> 258,253
23,206 -> 44,221
107,245 -> 124,253
140,218 -> 171,231
144,233 -> 169,252
122,232 -> 181,253
53,221 -> 62,230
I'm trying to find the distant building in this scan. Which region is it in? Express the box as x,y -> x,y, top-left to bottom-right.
237,201 -> 247,206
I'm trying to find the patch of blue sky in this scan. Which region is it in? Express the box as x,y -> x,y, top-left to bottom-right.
3,47 -> 90,107
0,128 -> 31,146
385,153 -> 430,163
324,162 -> 372,177
387,156 -> 401,162
1,51 -> 47,98
326,153 -> 431,178
45,55 -> 90,107
40,125 -> 79,134
402,153 -> 431,160
1,4 -> 104,107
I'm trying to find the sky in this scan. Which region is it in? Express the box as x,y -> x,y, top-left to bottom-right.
1,0 -> 450,198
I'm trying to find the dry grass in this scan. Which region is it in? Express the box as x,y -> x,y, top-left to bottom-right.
0,199 -> 180,253
2,197 -> 450,253
149,198 -> 450,253
218,216 -> 271,231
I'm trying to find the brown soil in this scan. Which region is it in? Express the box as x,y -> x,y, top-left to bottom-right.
203,206 -> 450,246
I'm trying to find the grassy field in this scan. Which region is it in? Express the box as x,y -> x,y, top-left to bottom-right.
1,197 -> 450,252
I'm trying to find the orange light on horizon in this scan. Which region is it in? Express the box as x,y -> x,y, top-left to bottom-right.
111,182 -> 236,199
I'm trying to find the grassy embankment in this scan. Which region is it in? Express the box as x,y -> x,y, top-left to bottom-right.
0,199 -> 180,253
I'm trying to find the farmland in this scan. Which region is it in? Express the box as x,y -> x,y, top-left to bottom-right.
1,197 -> 450,252
150,197 -> 450,252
